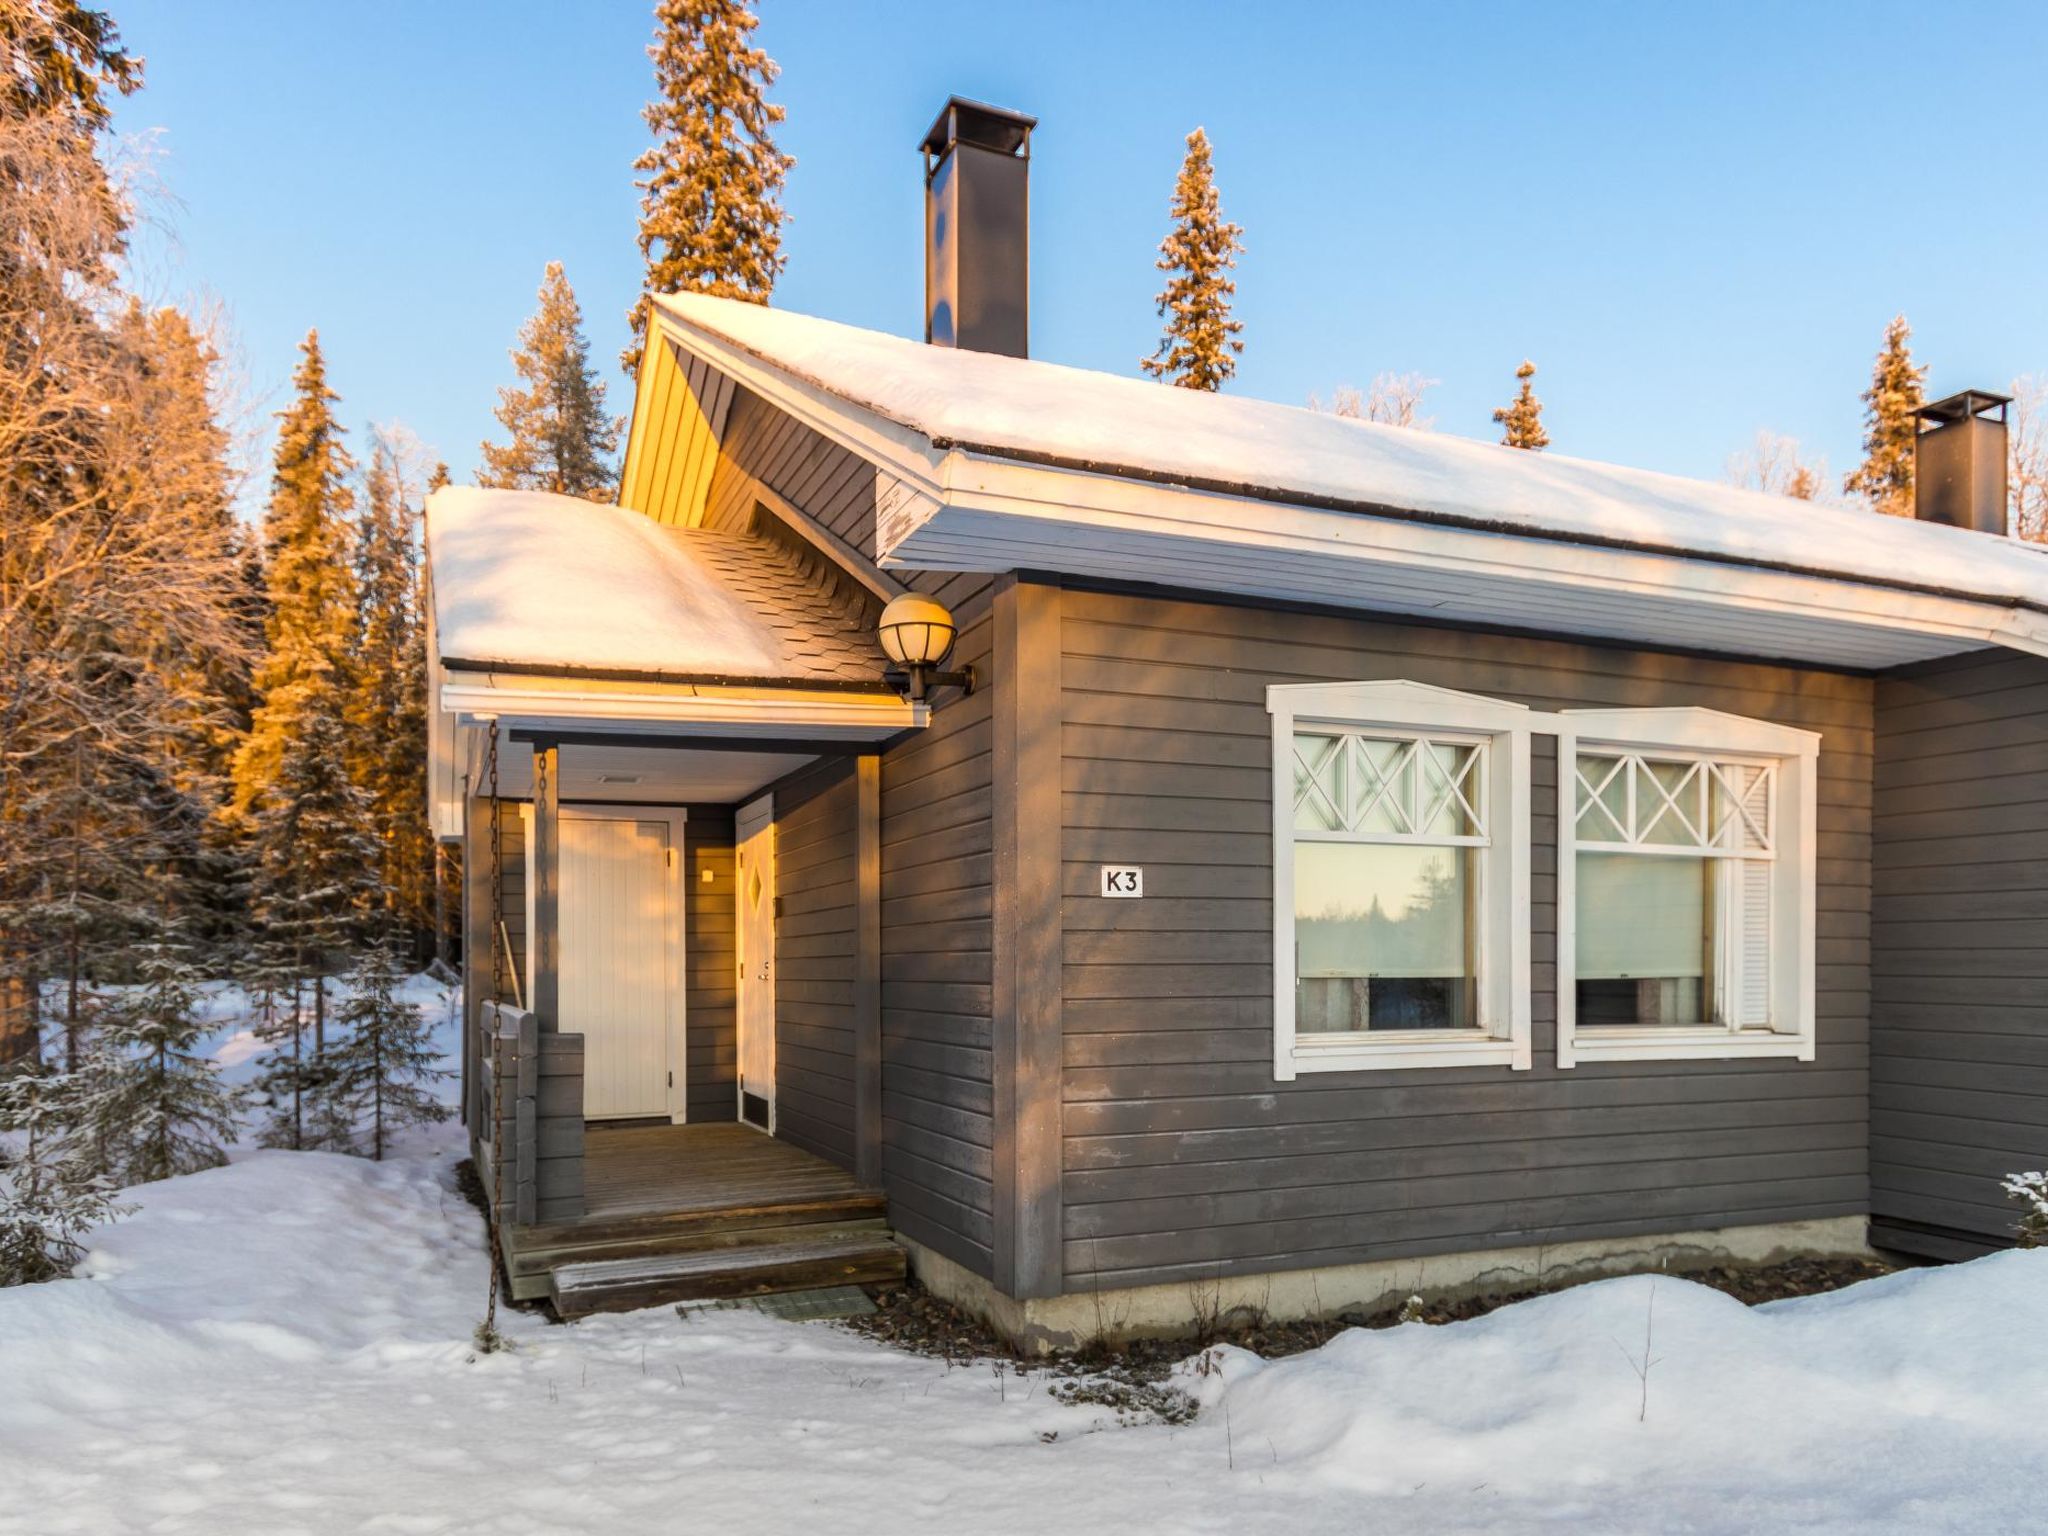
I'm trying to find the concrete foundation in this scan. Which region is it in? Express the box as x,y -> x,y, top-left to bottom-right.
901,1216 -> 1875,1355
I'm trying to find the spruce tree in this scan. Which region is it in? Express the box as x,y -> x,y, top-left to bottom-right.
86,908 -> 239,1185
1492,360 -> 1550,451
1843,314 -> 1926,517
0,1062 -> 124,1284
479,262 -> 620,499
232,330 -> 357,817
329,939 -> 449,1160
1142,127 -> 1245,392
348,431 -> 431,944
624,0 -> 793,369
247,683 -> 377,1150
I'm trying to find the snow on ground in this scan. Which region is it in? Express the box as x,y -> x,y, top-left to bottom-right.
4,983 -> 2044,1535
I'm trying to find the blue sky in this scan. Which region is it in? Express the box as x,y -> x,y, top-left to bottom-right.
112,1 -> 2048,505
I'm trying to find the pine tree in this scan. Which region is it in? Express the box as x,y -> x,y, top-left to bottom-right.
347,429 -> 432,945
1142,128 -> 1245,392
0,1061 -> 125,1284
86,908 -> 239,1185
624,0 -> 794,369
1492,360 -> 1550,451
231,329 -> 357,819
247,683 -> 377,1150
1843,315 -> 1926,517
481,263 -> 620,499
329,939 -> 449,1160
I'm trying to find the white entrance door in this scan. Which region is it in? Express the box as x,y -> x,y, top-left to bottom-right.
559,812 -> 680,1120
736,794 -> 776,1130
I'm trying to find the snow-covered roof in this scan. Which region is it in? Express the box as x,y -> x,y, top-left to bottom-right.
651,293 -> 2048,615
425,486 -> 885,684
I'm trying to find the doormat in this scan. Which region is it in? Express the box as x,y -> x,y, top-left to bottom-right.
678,1286 -> 878,1323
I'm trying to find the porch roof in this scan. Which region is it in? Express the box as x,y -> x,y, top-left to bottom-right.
425,485 -> 888,687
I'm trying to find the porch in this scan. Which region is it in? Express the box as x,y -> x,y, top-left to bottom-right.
488,1109 -> 901,1318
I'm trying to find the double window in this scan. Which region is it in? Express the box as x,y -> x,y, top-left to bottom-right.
1269,685 -> 1818,1076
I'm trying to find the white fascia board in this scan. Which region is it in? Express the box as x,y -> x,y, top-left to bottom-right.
917,452 -> 2048,661
440,676 -> 925,740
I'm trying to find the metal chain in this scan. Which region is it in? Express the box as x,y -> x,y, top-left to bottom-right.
480,718 -> 504,1348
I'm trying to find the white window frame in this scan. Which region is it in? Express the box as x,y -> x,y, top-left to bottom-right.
1556,707 -> 1819,1067
1269,680 -> 1533,1078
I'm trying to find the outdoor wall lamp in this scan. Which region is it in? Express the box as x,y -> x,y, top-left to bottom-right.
878,592 -> 975,702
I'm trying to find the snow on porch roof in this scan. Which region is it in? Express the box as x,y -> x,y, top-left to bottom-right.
425,486 -> 886,684
651,292 -> 2048,614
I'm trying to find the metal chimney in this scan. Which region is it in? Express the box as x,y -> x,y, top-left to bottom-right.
921,96 -> 1034,358
1914,390 -> 2012,535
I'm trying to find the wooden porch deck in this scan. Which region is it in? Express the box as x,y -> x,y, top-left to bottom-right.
501,1122 -> 902,1316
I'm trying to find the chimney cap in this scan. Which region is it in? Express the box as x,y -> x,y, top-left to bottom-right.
1917,389 -> 2012,428
920,96 -> 1036,160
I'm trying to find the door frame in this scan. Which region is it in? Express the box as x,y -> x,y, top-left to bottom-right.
523,802 -> 689,1123
735,792 -> 776,1134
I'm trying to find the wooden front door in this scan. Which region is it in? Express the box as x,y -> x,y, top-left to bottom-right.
559,812 -> 680,1120
736,794 -> 776,1130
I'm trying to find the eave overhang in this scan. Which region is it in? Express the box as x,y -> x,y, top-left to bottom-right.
650,301 -> 2048,674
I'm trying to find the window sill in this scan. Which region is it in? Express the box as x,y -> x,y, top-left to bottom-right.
1561,1027 -> 1813,1066
1287,1032 -> 1525,1075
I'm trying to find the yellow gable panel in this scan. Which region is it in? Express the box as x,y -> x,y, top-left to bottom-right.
619,329 -> 734,527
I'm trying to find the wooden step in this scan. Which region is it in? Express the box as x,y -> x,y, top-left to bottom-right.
507,1216 -> 891,1301
551,1233 -> 907,1318
514,1190 -> 887,1256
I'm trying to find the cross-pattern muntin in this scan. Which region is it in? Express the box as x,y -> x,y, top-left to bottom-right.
1572,748 -> 1775,857
1291,727 -> 1490,844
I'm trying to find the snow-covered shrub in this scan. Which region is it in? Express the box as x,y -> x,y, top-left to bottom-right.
2003,1171 -> 2048,1248
0,1067 -> 125,1285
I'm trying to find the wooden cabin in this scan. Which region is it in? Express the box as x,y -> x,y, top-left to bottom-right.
423,100 -> 2048,1340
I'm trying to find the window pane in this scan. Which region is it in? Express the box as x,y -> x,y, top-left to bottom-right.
1293,733 -> 1345,831
1577,753 -> 1628,840
1638,758 -> 1702,847
1420,742 -> 1481,837
1295,842 -> 1477,1031
1575,851 -> 1711,1025
1354,736 -> 1411,835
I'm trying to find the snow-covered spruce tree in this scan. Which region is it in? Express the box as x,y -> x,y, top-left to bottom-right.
247,681 -> 377,1151
1842,314 -> 1925,517
1141,128 -> 1245,393
347,428 -> 433,947
86,908 -> 238,1186
1493,360 -> 1550,451
329,938 -> 449,1160
232,329 -> 357,819
480,263 -> 620,500
624,0 -> 794,370
0,1062 -> 125,1284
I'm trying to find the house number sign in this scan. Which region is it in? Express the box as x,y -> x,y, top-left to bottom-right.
1100,866 -> 1143,898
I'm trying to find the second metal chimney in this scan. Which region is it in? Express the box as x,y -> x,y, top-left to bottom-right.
921,96 -> 1034,359
1915,390 -> 2012,535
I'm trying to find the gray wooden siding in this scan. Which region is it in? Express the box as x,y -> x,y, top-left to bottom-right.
687,812 -> 740,1123
1871,648 -> 2048,1256
702,379 -> 993,615
879,610 -> 998,1276
774,759 -> 860,1170
1057,588 -> 1874,1291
